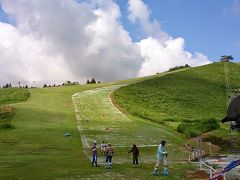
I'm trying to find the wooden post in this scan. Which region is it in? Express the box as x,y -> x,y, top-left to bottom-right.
209,142 -> 212,156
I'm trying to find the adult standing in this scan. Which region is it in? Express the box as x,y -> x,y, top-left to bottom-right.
153,140 -> 168,176
105,143 -> 114,168
91,140 -> 98,167
128,144 -> 139,166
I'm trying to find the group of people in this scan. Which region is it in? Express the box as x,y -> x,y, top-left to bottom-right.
92,141 -> 114,168
91,140 -> 169,176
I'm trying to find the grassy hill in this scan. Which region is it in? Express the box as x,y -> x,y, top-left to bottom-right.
0,84 -> 103,179
113,62 -> 240,137
1,62 -> 239,178
0,82 -> 195,179
0,88 -> 30,129
0,88 -> 30,105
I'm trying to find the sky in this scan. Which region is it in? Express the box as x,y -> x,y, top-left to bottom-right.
0,0 -> 239,86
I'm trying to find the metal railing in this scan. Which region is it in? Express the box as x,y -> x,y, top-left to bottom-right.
185,141 -> 226,179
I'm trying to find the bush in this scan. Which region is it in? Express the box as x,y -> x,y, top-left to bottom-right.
177,123 -> 187,133
185,129 -> 199,138
199,118 -> 219,132
168,64 -> 190,72
0,123 -> 15,129
0,106 -> 16,121
177,118 -> 219,137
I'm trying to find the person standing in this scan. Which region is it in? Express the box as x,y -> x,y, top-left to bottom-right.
91,140 -> 98,167
128,144 -> 139,166
100,141 -> 107,155
153,140 -> 168,176
105,143 -> 114,168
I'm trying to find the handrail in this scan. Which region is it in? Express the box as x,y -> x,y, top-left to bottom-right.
199,159 -> 227,180
199,159 -> 217,172
185,141 -> 193,151
185,141 -> 223,179
199,159 -> 218,179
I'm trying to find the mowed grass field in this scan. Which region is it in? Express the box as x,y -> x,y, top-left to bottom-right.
0,81 -> 194,179
113,62 -> 240,137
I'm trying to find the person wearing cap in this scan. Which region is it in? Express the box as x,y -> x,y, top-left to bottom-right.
91,140 -> 98,167
153,140 -> 168,176
128,144 -> 139,166
105,143 -> 114,168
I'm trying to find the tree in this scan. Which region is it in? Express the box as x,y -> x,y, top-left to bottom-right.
3,83 -> 12,88
43,84 -> 47,88
25,85 -> 28,88
86,80 -> 90,84
90,78 -> 96,84
3,83 -> 8,88
220,55 -> 233,62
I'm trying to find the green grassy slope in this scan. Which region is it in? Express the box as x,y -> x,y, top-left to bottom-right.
0,88 -> 30,105
113,62 -> 240,136
0,84 -> 103,179
72,85 -> 191,179
0,81 -> 194,179
0,88 -> 30,129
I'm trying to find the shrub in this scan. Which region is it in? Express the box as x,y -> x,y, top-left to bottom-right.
185,129 -> 199,138
199,118 -> 219,132
177,118 -> 219,138
168,64 -> 191,72
177,123 -> 187,133
0,106 -> 16,121
0,123 -> 15,129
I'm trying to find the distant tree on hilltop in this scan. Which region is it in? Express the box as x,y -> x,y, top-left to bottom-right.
86,78 -> 96,84
2,83 -> 12,88
90,78 -> 96,84
220,55 -> 233,62
167,64 -> 191,72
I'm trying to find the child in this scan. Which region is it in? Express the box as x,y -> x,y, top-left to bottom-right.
105,143 -> 114,168
128,144 -> 139,166
100,141 -> 107,155
153,140 -> 168,176
91,140 -> 98,167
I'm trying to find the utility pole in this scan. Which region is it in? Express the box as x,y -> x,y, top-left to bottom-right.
17,81 -> 21,88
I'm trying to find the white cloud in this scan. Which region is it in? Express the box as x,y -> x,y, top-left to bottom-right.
0,22 -> 74,86
128,0 -> 210,77
0,0 -> 210,86
0,0 -> 144,86
137,37 -> 209,76
128,0 -> 169,42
